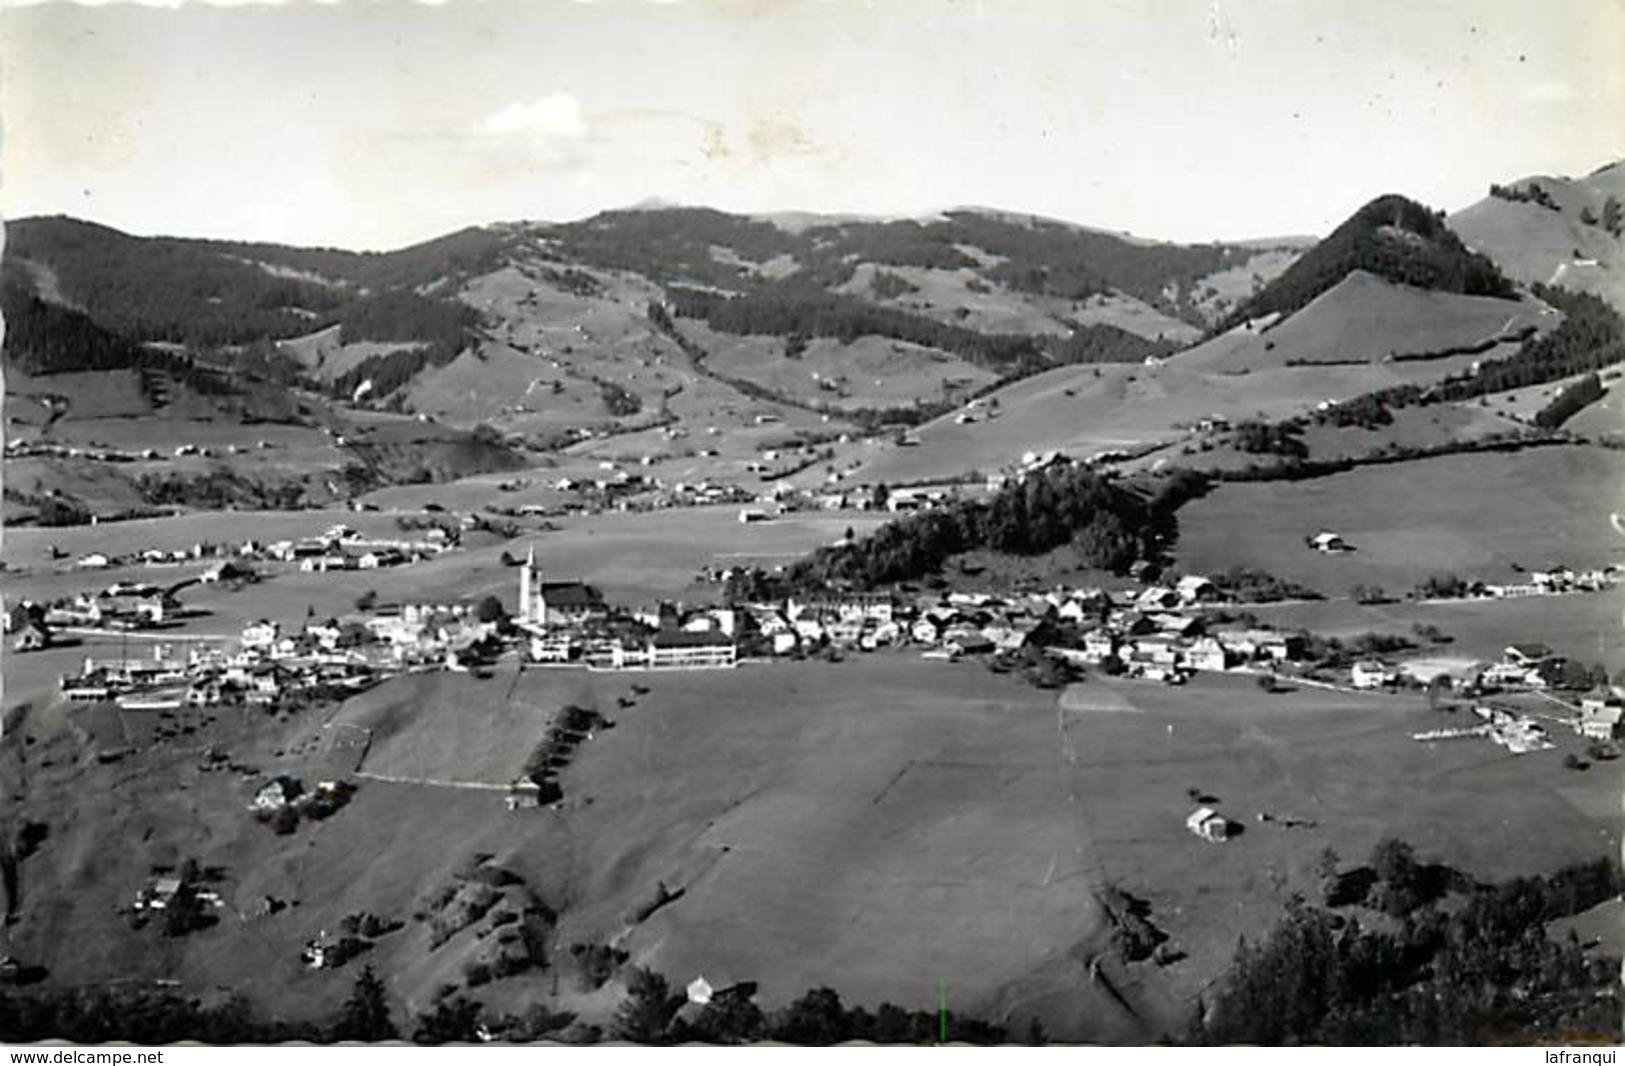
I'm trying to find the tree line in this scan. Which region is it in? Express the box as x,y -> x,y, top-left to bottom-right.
0,963 -> 1011,1046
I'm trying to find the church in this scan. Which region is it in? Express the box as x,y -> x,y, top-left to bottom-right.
516,546 -> 606,629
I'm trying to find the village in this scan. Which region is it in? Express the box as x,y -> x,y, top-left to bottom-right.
18,515 -> 1623,760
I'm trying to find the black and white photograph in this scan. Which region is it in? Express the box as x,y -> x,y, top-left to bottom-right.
0,0 -> 1622,1049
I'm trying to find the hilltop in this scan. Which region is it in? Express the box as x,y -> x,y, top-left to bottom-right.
1219,194 -> 1517,332
1449,160 -> 1625,314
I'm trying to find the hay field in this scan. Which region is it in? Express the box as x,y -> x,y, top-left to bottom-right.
5,656 -> 1616,1039
1176,272 -> 1553,374
1174,445 -> 1625,594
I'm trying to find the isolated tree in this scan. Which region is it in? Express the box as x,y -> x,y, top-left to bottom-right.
1369,838 -> 1416,886
1604,195 -> 1623,236
1426,675 -> 1453,711
1315,846 -> 1342,904
354,589 -> 378,612
475,595 -> 507,624
331,965 -> 397,1042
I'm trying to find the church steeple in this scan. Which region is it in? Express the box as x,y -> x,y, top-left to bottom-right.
518,544 -> 537,624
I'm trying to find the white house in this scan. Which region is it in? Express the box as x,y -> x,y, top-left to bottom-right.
1175,575 -> 1218,604
1351,660 -> 1397,690
1082,630 -> 1118,661
1185,637 -> 1230,673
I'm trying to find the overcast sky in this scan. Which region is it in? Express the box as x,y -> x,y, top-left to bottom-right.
2,0 -> 1620,250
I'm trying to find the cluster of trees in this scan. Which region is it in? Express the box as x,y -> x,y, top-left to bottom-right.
520,704 -> 609,801
1220,194 -> 1517,333
329,345 -> 455,403
1489,182 -> 1561,211
135,470 -> 310,511
1233,419 -> 1309,458
1577,196 -> 1624,237
1533,372 -> 1606,429
1411,572 -> 1480,600
1206,566 -> 1322,603
327,289 -> 478,351
598,381 -> 643,417
779,466 -> 1208,591
1296,630 -> 1416,669
1317,392 -> 1395,430
869,270 -> 919,299
1195,847 -> 1622,1045
1050,326 -> 1177,365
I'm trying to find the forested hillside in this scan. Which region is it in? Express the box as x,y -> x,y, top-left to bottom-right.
772,464 -> 1210,590
1222,195 -> 1516,331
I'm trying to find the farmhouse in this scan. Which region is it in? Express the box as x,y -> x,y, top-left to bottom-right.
11,618 -> 51,653
1504,643 -> 1556,667
1578,703 -> 1623,741
506,779 -> 546,811
200,559 -> 253,584
1186,807 -> 1230,843
1175,575 -> 1219,604
1351,660 -> 1398,690
1185,636 -> 1230,673
1309,531 -> 1349,554
253,776 -> 303,812
1081,629 -> 1119,662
